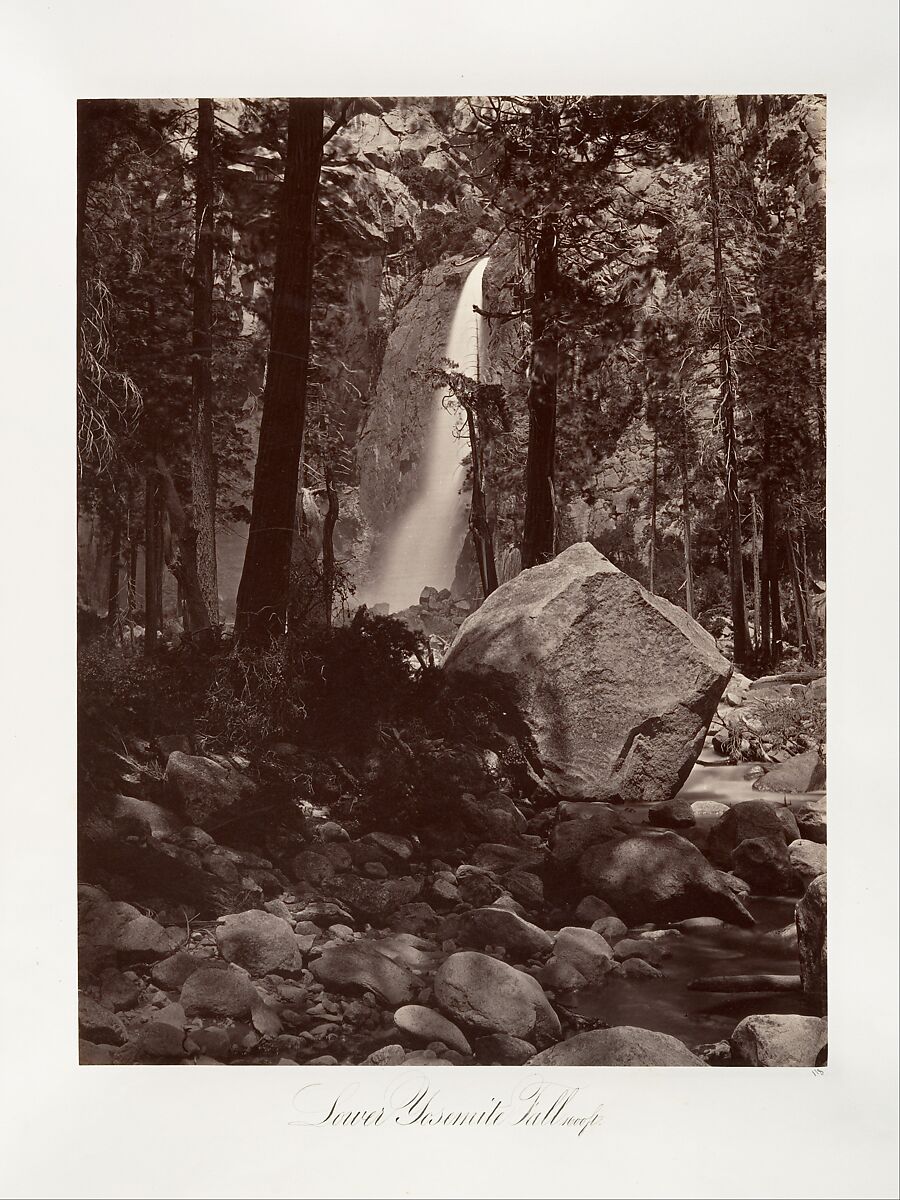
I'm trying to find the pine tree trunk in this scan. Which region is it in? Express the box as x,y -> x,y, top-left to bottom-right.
787,532 -> 807,658
679,431 -> 694,619
105,508 -> 122,629
760,483 -> 782,663
155,455 -> 215,651
322,466 -> 339,629
800,527 -> 818,661
466,406 -> 499,598
521,216 -> 559,569
236,99 -> 324,642
649,428 -> 658,594
750,495 -> 762,655
144,473 -> 163,655
788,530 -> 816,662
190,97 -> 219,628
707,107 -> 751,666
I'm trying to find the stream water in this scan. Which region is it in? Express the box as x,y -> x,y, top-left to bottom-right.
566,755 -> 825,1047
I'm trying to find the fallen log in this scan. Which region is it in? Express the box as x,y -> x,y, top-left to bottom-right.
687,973 -> 802,993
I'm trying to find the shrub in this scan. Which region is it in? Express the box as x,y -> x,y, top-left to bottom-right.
78,639 -> 216,737
202,611 -> 429,755
751,692 -> 827,757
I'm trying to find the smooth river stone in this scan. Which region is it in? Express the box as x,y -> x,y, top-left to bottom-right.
393,1005 -> 472,1055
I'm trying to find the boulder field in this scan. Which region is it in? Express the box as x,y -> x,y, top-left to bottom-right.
78,767 -> 827,1067
77,552 -> 825,1069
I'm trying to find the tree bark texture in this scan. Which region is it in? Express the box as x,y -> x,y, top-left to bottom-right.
649,428 -> 658,594
707,108 -> 752,665
322,466 -> 339,629
236,99 -> 325,642
143,472 -> 163,655
190,97 -> 219,627
105,507 -> 123,627
155,454 -> 215,651
521,215 -> 559,570
465,406 -> 499,598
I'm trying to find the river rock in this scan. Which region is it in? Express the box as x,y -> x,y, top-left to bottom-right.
648,797 -> 696,829
730,837 -> 798,894
472,843 -> 542,874
503,869 -> 545,911
363,832 -> 414,861
540,956 -> 589,991
691,799 -> 730,821
549,811 -> 631,866
706,800 -> 799,865
433,951 -> 561,1043
310,941 -> 418,1006
452,907 -> 553,959
79,895 -> 180,968
620,957 -> 664,979
752,750 -> 826,794
393,1005 -> 472,1054
444,543 -> 731,802
573,895 -> 619,924
78,995 -> 127,1045
151,950 -> 207,991
215,910 -> 303,976
164,752 -> 257,827
796,874 -> 827,1013
140,1019 -> 187,1059
459,792 -> 526,843
111,794 -> 184,838
99,968 -> 141,1012
473,1033 -> 536,1064
290,850 -> 336,890
578,831 -> 754,927
592,916 -> 628,942
180,966 -> 258,1018
528,1026 -> 705,1066
795,805 -> 827,844
730,1014 -> 828,1066
325,873 -> 422,920
788,839 -> 827,886
612,938 -> 665,966
552,926 -> 616,983
455,864 -> 504,907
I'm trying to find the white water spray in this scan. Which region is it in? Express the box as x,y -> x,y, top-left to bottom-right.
365,256 -> 490,612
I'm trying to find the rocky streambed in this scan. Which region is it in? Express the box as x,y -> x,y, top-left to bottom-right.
78,731 -> 827,1070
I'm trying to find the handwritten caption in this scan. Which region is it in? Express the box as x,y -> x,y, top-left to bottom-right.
290,1076 -> 604,1137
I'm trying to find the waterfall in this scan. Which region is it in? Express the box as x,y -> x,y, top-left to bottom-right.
364,256 -> 490,612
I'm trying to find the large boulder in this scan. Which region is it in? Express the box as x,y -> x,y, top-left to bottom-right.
393,1005 -> 472,1055
706,800 -> 799,865
788,840 -> 827,887
552,927 -> 616,984
450,907 -> 553,960
179,965 -> 258,1018
310,941 -> 418,1006
215,910 -> 303,976
324,873 -> 422,920
796,874 -> 827,1014
79,892 -> 180,969
753,750 -> 826,794
164,752 -> 257,827
549,810 -> 632,867
527,1026 -> 705,1066
578,831 -> 755,927
730,1014 -> 827,1066
433,951 -> 561,1044
444,543 -> 731,802
730,837 -> 798,894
